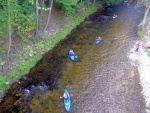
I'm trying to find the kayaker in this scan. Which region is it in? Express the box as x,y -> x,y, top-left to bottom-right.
112,14 -> 117,18
59,94 -> 68,99
63,94 -> 68,99
96,37 -> 102,41
69,50 -> 75,56
95,37 -> 103,45
135,40 -> 141,52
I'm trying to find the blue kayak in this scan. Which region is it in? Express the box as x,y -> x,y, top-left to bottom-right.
63,89 -> 71,112
69,50 -> 77,61
95,37 -> 102,45
112,15 -> 117,19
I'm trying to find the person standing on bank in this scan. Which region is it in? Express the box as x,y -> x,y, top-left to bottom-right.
135,40 -> 141,52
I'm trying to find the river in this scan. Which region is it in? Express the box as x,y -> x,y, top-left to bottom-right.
0,5 -> 146,113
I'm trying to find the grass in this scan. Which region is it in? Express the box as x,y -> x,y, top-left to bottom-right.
137,30 -> 146,38
0,5 -> 98,94
147,50 -> 150,57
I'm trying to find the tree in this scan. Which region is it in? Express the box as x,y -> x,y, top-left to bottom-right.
9,0 -> 36,40
91,0 -> 122,5
0,1 -> 8,39
44,0 -> 54,32
36,0 -> 39,33
0,0 -> 36,56
54,0 -> 80,16
39,0 -> 45,31
138,0 -> 150,36
93,0 -> 96,4
0,0 -> 12,56
102,0 -> 122,5
141,5 -> 150,31
7,0 -> 11,57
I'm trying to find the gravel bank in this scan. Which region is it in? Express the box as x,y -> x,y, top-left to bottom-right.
129,38 -> 150,113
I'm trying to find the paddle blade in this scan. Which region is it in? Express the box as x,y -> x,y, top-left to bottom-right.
54,97 -> 59,100
69,94 -> 73,97
54,94 -> 73,101
54,96 -> 62,101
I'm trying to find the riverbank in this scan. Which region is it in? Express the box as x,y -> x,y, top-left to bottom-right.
129,37 -> 150,112
0,5 -> 99,100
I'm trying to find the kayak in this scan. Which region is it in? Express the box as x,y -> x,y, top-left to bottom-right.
112,15 -> 117,19
95,37 -> 102,45
63,89 -> 71,112
69,50 -> 77,61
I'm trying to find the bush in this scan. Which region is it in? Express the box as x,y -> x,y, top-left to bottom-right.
146,50 -> 150,57
137,30 -> 146,38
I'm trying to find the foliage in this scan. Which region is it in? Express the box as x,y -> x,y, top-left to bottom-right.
0,1 -> 8,38
14,13 -> 36,39
147,50 -> 150,57
0,76 -> 5,87
54,0 -> 79,16
102,0 -> 122,5
30,49 -> 37,56
0,76 -> 10,93
83,0 -> 92,6
11,1 -> 36,39
137,30 -> 146,38
0,4 -> 98,93
0,0 -> 36,41
19,0 -> 35,14
63,5 -> 75,16
75,3 -> 86,15
55,0 -> 79,7
35,42 -> 45,49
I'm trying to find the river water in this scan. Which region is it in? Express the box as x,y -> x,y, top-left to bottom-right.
0,5 -> 146,113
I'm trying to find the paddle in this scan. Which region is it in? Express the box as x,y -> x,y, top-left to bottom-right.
74,56 -> 78,59
54,94 -> 73,101
69,53 -> 77,61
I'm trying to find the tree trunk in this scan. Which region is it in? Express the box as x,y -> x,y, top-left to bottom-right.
147,24 -> 150,36
142,5 -> 150,31
44,0 -> 54,32
39,0 -> 44,30
36,0 -> 39,33
7,0 -> 11,57
93,0 -> 96,4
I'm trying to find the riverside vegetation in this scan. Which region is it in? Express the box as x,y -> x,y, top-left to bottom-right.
0,1 -> 100,99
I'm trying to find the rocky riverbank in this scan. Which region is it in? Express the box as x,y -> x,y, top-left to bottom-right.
129,37 -> 150,112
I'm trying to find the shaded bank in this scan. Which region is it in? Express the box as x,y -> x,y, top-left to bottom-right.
0,5 -> 104,112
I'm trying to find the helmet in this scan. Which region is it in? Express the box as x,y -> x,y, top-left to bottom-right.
64,94 -> 67,98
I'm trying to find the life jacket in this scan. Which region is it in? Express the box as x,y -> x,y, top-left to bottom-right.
136,41 -> 140,48
69,49 -> 74,55
96,37 -> 102,41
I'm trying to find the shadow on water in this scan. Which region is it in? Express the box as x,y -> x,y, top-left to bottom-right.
0,5 -> 146,113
